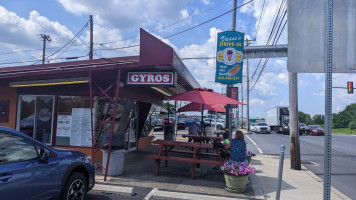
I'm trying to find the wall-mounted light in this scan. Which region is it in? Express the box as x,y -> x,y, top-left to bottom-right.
151,87 -> 172,97
10,77 -> 89,87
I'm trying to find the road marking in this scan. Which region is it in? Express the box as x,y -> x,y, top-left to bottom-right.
93,184 -> 135,196
144,188 -> 158,200
309,161 -> 320,166
245,134 -> 263,154
147,189 -> 239,200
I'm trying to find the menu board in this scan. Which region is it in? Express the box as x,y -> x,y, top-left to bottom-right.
56,115 -> 72,137
70,108 -> 94,147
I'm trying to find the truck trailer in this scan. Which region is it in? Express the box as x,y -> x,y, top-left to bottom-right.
265,106 -> 289,134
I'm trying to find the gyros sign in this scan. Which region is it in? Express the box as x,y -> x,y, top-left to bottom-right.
127,72 -> 176,86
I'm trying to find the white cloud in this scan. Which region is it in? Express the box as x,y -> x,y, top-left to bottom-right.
251,98 -> 265,105
0,6 -> 75,49
57,0 -> 191,31
201,0 -> 210,5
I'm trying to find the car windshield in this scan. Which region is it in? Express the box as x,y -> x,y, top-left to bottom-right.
257,123 -> 267,126
300,123 -> 306,126
312,125 -> 322,129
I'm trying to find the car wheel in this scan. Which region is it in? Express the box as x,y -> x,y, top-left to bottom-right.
61,172 -> 87,200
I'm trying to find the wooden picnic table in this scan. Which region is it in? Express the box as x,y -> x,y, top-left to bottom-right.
147,139 -> 224,179
181,134 -> 223,143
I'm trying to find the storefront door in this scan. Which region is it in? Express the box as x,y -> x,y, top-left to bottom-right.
17,95 -> 54,145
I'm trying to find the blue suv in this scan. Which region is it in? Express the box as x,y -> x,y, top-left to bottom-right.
0,126 -> 95,200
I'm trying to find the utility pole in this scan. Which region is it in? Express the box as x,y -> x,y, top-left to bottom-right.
89,15 -> 94,60
289,72 -> 301,170
245,39 -> 254,132
40,34 -> 51,64
226,0 -> 237,139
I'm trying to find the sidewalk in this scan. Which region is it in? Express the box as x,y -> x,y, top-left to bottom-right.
93,129 -> 351,200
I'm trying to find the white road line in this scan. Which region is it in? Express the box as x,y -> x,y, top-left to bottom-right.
153,190 -> 240,200
144,188 -> 158,200
245,134 -> 263,154
93,184 -> 135,196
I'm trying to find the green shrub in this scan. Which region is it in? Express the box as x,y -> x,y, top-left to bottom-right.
348,121 -> 356,130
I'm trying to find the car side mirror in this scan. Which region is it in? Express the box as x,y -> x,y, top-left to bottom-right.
39,148 -> 51,164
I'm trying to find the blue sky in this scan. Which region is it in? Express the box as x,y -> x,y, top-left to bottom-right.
0,0 -> 355,119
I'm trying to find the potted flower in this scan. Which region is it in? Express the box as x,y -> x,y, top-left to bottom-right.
246,151 -> 256,163
221,161 -> 255,193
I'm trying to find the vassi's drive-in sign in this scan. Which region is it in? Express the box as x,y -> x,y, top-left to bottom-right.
215,31 -> 244,84
127,72 -> 176,86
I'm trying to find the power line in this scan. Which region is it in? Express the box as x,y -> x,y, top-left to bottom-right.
32,22 -> 89,65
96,0 -> 233,46
249,0 -> 287,91
97,0 -> 254,52
254,0 -> 267,41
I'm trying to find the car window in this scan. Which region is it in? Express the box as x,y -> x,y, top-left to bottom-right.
0,132 -> 39,165
257,123 -> 267,126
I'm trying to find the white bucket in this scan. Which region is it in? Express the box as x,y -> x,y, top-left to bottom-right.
102,149 -> 125,176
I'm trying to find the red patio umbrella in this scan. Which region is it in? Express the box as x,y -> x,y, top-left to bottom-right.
170,88 -> 245,106
171,88 -> 244,136
177,102 -> 226,113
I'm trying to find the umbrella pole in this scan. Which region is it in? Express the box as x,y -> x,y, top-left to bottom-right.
201,104 -> 205,137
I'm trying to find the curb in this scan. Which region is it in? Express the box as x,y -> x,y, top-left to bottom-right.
301,164 -> 351,200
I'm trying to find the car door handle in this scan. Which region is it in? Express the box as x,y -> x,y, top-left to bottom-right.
0,173 -> 12,182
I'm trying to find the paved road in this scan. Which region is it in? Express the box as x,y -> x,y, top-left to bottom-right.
245,131 -> 356,199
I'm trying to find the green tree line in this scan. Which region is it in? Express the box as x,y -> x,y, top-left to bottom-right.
299,103 -> 356,130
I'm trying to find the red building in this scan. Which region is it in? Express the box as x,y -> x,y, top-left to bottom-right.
0,29 -> 199,162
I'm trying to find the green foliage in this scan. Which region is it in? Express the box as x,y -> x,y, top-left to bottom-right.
163,102 -> 175,114
348,121 -> 356,130
298,111 -> 312,125
313,114 -> 325,124
332,103 -> 356,128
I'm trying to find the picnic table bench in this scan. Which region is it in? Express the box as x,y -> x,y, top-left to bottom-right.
147,140 -> 224,179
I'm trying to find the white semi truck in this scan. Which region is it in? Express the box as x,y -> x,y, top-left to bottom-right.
265,106 -> 290,134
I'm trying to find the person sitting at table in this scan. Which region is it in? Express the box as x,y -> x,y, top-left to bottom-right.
188,121 -> 200,142
224,130 -> 248,164
204,123 -> 215,137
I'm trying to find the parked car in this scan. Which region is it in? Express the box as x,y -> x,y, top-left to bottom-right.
182,118 -> 201,127
254,122 -> 271,134
154,117 -> 164,130
250,123 -> 256,131
204,119 -> 225,130
0,126 -> 95,200
306,125 -> 325,136
299,123 -> 307,135
164,118 -> 186,130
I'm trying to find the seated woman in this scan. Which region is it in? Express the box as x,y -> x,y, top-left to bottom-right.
224,130 -> 248,164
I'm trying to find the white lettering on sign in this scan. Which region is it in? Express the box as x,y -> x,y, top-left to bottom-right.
127,72 -> 175,85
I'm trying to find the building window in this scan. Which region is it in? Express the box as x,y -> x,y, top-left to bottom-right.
56,96 -> 92,146
0,100 -> 9,123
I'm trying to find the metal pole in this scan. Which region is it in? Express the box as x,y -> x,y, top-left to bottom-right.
324,0 -> 333,199
241,79 -> 244,128
174,101 -> 178,140
89,15 -> 93,60
246,44 -> 250,132
226,0 -> 237,139
276,145 -> 285,200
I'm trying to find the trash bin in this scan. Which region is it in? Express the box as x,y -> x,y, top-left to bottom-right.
102,149 -> 125,176
100,131 -> 127,176
164,125 -> 174,140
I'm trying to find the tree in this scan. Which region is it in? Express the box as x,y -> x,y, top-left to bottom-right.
332,103 -> 356,128
163,102 -> 175,114
313,114 -> 325,124
298,111 -> 312,125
